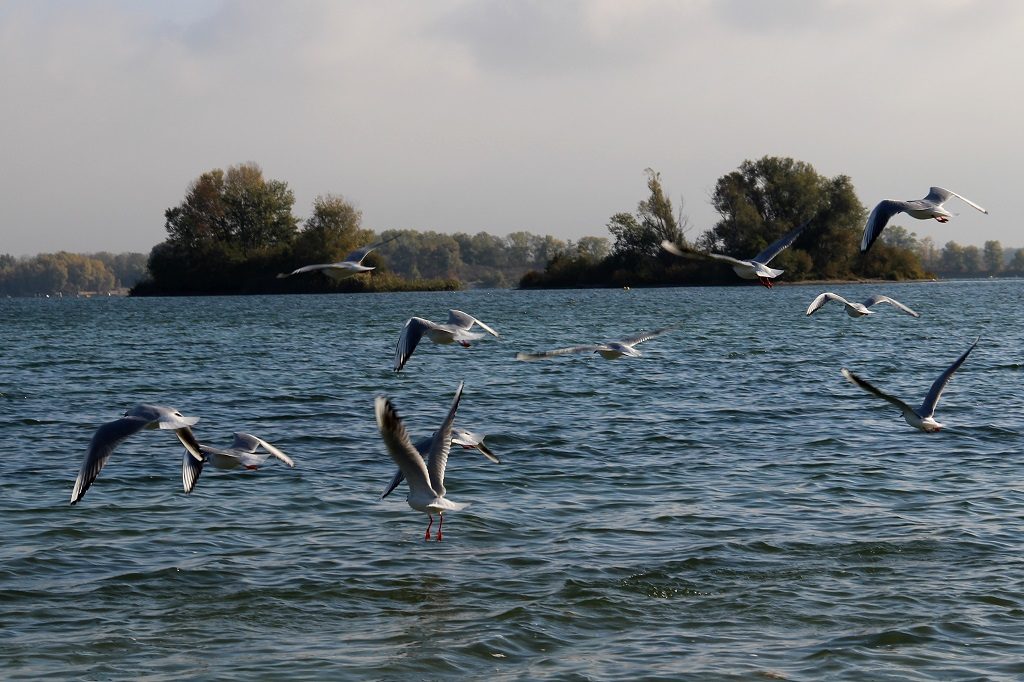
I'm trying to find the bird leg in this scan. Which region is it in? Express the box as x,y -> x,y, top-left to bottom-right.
934,216 -> 949,223
436,513 -> 444,542
458,340 -> 471,348
245,465 -> 259,470
759,276 -> 773,289
424,514 -> 433,541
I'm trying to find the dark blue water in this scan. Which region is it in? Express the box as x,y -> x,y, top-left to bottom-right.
2,281 -> 1022,680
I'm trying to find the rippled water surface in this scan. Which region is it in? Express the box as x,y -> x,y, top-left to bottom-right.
2,281 -> 1023,680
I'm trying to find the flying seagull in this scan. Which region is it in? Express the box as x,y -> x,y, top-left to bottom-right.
71,404 -> 203,505
515,326 -> 676,361
806,292 -> 920,318
378,426 -> 499,501
394,309 -> 499,372
375,382 -> 469,541
277,235 -> 398,280
661,221 -> 809,288
841,337 -> 978,432
182,432 -> 295,494
860,187 -> 987,254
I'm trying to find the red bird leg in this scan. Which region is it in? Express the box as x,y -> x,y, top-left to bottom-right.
459,340 -> 471,348
436,514 -> 444,541
245,465 -> 259,470
425,515 -> 433,541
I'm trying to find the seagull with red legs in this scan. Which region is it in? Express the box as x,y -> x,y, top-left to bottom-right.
375,382 -> 470,541
860,187 -> 987,254
661,220 -> 810,289
393,309 -> 499,372
182,432 -> 295,494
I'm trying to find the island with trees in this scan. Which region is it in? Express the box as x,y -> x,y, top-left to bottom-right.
2,157 -> 1020,297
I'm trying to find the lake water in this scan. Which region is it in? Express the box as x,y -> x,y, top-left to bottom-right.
1,280 -> 1022,680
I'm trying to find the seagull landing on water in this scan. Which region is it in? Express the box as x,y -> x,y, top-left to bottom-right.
71,404 -> 203,505
515,326 -> 676,361
806,292 -> 920,318
841,338 -> 978,432
182,432 -> 295,494
375,382 -> 469,541
394,309 -> 499,372
661,220 -> 809,288
378,427 -> 499,501
277,235 -> 398,280
860,187 -> 987,254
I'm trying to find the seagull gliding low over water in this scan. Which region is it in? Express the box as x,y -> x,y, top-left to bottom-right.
806,292 -> 920,318
71,404 -> 203,505
662,220 -> 809,288
515,326 -> 676,361
394,309 -> 499,372
182,432 -> 295,494
841,337 -> 979,432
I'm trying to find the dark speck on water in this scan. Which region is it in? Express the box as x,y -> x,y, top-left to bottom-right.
1,280 -> 1023,679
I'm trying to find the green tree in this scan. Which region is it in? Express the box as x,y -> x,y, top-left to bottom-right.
704,156 -> 864,280
880,225 -> 919,251
983,240 -> 1003,274
293,194 -> 370,264
608,169 -> 686,258
1009,249 -> 1024,274
163,163 -> 297,256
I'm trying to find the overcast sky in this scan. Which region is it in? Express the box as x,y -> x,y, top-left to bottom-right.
1,0 -> 1020,256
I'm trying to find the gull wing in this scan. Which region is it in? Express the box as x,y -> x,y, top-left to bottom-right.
71,414 -> 151,505
448,309 -> 499,337
863,295 -> 920,318
374,397 -> 436,499
426,382 -> 465,498
618,325 -> 676,347
919,338 -> 979,418
515,345 -> 601,361
175,426 -> 204,463
233,433 -> 295,467
861,200 -> 908,253
379,434 -> 432,500
841,368 -> 915,415
343,235 -> 399,265
181,448 -> 204,494
660,240 -> 696,257
707,252 -> 751,268
394,317 -> 436,372
452,427 -> 500,464
923,187 -> 954,206
930,187 -> 987,214
806,292 -> 849,316
753,220 -> 808,265
277,263 -> 333,279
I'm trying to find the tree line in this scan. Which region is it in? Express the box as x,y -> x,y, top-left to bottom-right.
132,162 -> 584,295
0,252 -> 147,296
521,158 -> 1014,288
4,158 -> 1015,297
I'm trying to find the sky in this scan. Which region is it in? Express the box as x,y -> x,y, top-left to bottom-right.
1,0 -> 1021,256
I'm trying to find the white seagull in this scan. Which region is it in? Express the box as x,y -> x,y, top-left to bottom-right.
277,235 -> 398,280
662,221 -> 809,288
394,309 -> 499,372
71,404 -> 203,505
378,427 -> 499,501
182,432 -> 295,494
841,338 -> 978,432
806,292 -> 920,318
860,187 -> 987,254
375,382 -> 469,541
515,326 -> 676,361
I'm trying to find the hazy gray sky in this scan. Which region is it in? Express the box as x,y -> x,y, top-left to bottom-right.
2,0 -> 1020,256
